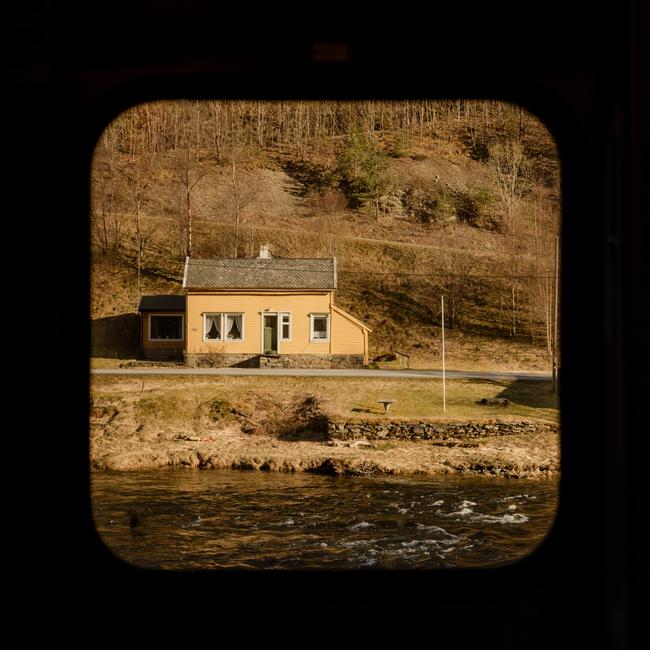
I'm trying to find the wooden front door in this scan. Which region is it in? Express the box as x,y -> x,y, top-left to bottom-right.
263,314 -> 278,354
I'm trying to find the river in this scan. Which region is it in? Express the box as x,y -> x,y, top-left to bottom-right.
91,469 -> 558,570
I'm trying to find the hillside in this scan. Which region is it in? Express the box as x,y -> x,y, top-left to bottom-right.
90,100 -> 560,371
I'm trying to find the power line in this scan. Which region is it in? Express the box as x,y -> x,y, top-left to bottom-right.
118,251 -> 557,281
338,270 -> 557,279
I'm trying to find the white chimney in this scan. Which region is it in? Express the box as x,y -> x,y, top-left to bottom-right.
259,243 -> 271,259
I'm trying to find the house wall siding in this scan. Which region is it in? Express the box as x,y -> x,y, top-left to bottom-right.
186,291 -> 338,355
330,309 -> 366,355
185,291 -> 368,360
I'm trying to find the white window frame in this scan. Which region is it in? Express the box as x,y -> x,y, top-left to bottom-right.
280,312 -> 292,341
203,312 -> 223,341
202,312 -> 245,342
148,314 -> 184,342
309,313 -> 330,342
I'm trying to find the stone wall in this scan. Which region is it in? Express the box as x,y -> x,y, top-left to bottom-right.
328,419 -> 559,441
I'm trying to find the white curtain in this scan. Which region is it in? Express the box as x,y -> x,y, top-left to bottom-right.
226,314 -> 242,339
205,315 -> 221,339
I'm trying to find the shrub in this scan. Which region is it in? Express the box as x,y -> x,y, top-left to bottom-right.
208,398 -> 234,423
453,188 -> 499,230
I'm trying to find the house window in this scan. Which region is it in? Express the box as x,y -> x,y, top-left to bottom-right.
204,314 -> 221,340
203,313 -> 244,341
149,315 -> 184,341
310,313 -> 329,342
225,313 -> 243,340
281,313 -> 291,340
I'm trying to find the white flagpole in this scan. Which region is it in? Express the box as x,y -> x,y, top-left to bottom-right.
442,295 -> 446,413
552,235 -> 559,394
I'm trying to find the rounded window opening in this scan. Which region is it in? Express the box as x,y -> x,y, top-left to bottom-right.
90,99 -> 561,570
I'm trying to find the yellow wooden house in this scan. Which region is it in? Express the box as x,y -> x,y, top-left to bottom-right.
139,245 -> 371,367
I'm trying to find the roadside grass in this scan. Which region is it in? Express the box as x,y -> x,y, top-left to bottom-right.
91,375 -> 559,426
90,357 -> 185,369
332,377 -> 558,421
91,357 -> 143,369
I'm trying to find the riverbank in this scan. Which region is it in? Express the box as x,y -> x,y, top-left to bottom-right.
90,375 -> 559,478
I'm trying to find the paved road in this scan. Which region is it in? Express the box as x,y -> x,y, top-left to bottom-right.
91,367 -> 551,381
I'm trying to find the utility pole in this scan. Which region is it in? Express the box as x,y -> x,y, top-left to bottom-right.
552,235 -> 559,394
442,295 -> 446,413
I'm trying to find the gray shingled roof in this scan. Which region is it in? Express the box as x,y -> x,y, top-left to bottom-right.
183,257 -> 336,290
138,295 -> 186,311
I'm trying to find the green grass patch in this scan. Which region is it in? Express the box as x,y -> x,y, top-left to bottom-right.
135,393 -> 184,424
342,378 -> 557,420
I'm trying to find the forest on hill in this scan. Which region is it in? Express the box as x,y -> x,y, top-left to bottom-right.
90,100 -> 561,370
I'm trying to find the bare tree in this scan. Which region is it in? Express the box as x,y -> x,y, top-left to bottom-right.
244,213 -> 258,258
489,139 -> 529,336
92,175 -> 123,256
316,214 -> 340,257
530,197 -> 559,360
224,149 -> 264,257
175,148 -> 213,258
128,159 -> 157,300
230,160 -> 243,257
428,252 -> 475,329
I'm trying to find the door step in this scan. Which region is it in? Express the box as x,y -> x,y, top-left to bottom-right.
259,354 -> 282,367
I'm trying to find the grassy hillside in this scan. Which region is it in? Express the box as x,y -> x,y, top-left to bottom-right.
90,101 -> 560,370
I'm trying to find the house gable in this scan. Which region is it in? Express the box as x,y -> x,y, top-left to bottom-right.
331,304 -> 372,332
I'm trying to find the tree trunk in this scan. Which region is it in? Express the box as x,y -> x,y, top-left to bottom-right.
187,192 -> 192,258
511,281 -> 517,336
232,160 -> 241,258
185,149 -> 192,258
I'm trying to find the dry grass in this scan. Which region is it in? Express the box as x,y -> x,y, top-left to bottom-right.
91,375 -> 559,424
90,374 -> 559,477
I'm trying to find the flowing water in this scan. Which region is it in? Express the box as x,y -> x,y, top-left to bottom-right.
91,469 -> 558,570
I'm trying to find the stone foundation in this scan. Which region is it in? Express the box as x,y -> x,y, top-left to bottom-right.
259,354 -> 365,369
328,419 -> 559,441
184,353 -> 365,369
184,353 -> 260,368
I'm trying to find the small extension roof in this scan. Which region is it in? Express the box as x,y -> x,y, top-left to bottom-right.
183,257 -> 337,290
137,295 -> 186,311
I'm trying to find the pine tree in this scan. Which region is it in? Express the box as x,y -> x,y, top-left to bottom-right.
336,125 -> 389,215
